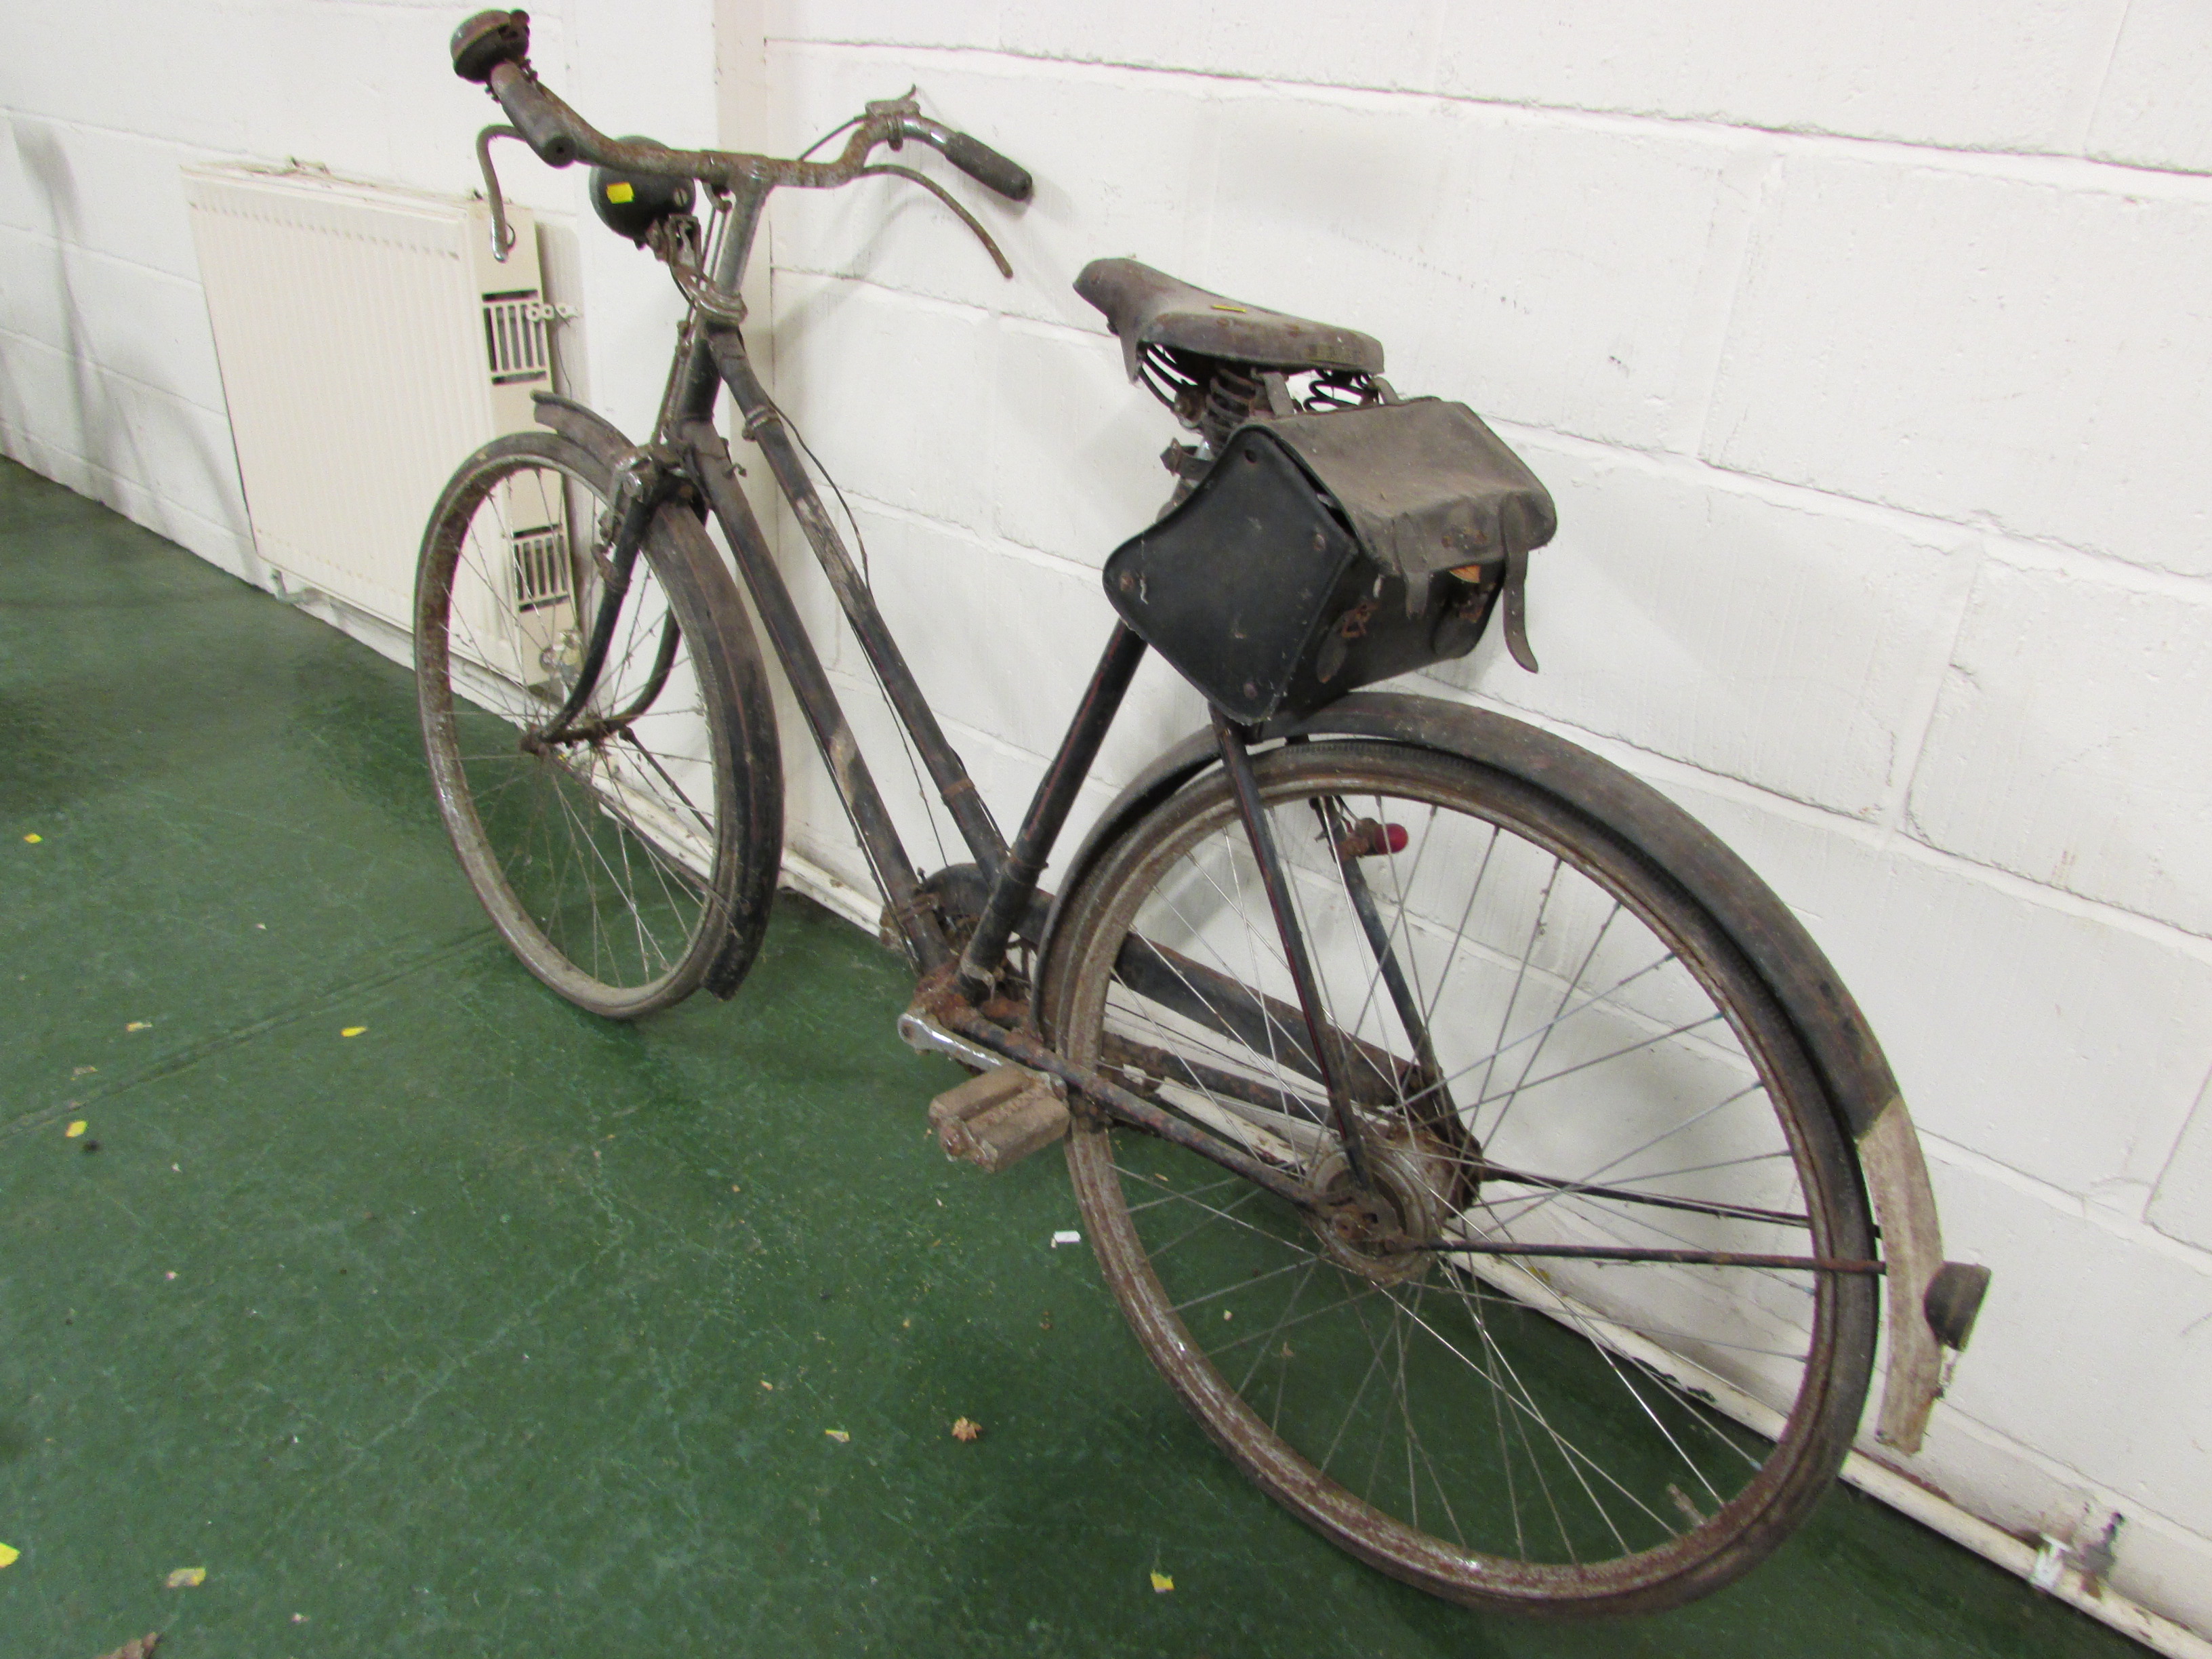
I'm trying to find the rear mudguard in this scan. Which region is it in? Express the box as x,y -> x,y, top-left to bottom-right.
1038,689 -> 1981,1452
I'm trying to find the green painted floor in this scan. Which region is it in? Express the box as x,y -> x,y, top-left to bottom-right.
0,457 -> 2145,1658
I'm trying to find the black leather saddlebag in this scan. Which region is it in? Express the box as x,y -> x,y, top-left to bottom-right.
1102,398 -> 1555,724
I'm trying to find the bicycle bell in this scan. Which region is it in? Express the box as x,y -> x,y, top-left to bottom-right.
590,141 -> 696,245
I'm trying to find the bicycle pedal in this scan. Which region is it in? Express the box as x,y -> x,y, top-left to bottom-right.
927,1065 -> 1069,1173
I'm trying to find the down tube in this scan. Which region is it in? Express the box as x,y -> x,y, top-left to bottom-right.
676,417 -> 949,970
705,325 -> 1009,880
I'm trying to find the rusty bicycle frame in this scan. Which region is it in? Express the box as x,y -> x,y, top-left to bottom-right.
490,79 -> 1865,1273
455,10 -> 1976,1483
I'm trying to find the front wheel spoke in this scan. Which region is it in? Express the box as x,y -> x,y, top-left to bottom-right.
616,726 -> 718,841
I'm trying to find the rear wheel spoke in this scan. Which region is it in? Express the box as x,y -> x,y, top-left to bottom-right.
1047,739 -> 1877,1614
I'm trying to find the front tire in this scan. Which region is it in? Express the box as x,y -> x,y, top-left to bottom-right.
415,430 -> 780,1018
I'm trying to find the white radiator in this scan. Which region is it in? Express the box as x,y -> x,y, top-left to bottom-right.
183,163 -> 562,628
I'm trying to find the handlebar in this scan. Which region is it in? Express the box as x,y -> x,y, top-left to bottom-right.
487,62 -> 577,167
455,9 -> 1031,203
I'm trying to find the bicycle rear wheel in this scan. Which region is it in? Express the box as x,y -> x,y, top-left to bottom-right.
415,430 -> 780,1018
1039,737 -> 1876,1615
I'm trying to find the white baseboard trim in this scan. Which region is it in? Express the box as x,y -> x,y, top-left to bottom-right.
1839,1452 -> 2209,1658
777,850 -> 884,935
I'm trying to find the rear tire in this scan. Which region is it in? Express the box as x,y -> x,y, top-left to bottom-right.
1040,737 -> 1876,1615
415,430 -> 780,1018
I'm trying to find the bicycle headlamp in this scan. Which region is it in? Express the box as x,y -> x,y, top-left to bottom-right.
589,144 -> 696,246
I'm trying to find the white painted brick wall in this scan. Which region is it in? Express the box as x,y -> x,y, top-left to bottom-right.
1906,555 -> 2212,935
2089,0 -> 2212,174
9,0 -> 2211,1638
737,7 -> 2212,1637
1702,154 -> 2212,577
2152,1080 -> 2212,1252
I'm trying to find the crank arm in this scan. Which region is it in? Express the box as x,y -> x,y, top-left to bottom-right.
912,979 -> 1319,1216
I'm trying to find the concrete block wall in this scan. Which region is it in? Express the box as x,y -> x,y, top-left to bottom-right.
729,3 -> 2212,1637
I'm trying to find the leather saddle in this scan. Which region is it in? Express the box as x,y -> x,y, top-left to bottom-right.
1075,258 -> 1385,383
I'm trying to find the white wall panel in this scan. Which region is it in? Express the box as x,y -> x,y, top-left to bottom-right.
2087,0 -> 2212,176
1905,557 -> 2212,937
1702,155 -> 2212,577
1431,442 -> 1978,816
1660,779 -> 2212,1204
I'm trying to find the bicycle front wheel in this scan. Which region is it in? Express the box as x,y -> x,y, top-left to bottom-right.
415,430 -> 780,1018
1040,738 -> 1876,1615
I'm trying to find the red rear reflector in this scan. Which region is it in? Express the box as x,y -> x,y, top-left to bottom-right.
1335,818 -> 1410,859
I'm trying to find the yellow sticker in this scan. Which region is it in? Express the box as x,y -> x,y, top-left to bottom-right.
607,181 -> 636,203
166,1566 -> 207,1589
65,1121 -> 86,1139
1149,1570 -> 1174,1593
340,1027 -> 367,1038
0,1541 -> 18,1568
22,834 -> 40,844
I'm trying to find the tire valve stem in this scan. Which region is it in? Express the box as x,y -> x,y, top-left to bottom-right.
1334,818 -> 1408,859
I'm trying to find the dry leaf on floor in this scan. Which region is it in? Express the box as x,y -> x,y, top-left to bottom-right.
125,1021 -> 150,1032
1149,1570 -> 1174,1593
71,1067 -> 95,1077
163,1567 -> 205,1589
340,1027 -> 366,1038
951,1417 -> 981,1442
759,1379 -> 773,1391
823,1429 -> 850,1443
65,1121 -> 86,1139
93,1634 -> 159,1659
0,1541 -> 19,1568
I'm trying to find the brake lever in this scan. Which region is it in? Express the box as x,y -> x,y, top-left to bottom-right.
864,88 -> 923,145
475,123 -> 523,261
855,162 -> 1013,279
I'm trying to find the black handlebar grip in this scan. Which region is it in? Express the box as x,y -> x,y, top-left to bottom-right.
489,61 -> 579,167
943,131 -> 1033,203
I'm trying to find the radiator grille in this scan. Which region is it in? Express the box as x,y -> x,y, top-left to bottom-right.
483,290 -> 551,384
510,519 -> 571,611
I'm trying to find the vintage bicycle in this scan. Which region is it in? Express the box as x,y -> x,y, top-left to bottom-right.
417,9 -> 1990,1616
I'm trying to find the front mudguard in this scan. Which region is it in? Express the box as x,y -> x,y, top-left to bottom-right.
527,392 -> 785,1000
1040,689 -> 1985,1452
